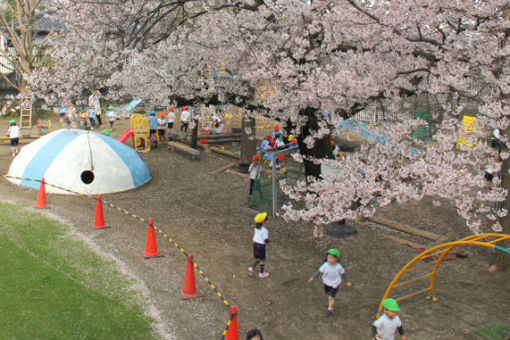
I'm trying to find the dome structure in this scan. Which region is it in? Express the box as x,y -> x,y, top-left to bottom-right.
8,129 -> 150,194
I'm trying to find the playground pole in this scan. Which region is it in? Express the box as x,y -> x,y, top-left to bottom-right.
272,149 -> 277,217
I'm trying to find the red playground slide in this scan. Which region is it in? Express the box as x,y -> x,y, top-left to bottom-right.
117,129 -> 134,143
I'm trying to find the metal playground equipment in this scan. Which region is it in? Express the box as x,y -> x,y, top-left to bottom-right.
377,233 -> 510,318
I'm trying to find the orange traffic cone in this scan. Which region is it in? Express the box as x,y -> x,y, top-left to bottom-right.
34,177 -> 47,208
143,218 -> 161,258
181,253 -> 198,298
93,196 -> 105,229
225,305 -> 239,340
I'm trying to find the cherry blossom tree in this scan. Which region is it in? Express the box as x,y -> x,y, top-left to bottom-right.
0,0 -> 48,94
30,0 -> 510,269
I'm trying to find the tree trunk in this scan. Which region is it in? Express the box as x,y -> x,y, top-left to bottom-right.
297,107 -> 334,178
240,113 -> 256,164
190,107 -> 199,149
491,126 -> 510,272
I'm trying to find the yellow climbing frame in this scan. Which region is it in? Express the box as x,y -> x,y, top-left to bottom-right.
376,233 -> 510,317
130,114 -> 150,153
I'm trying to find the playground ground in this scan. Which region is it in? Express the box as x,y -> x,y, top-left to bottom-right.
0,114 -> 509,339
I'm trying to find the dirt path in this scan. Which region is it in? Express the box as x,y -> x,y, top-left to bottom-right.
0,116 -> 508,340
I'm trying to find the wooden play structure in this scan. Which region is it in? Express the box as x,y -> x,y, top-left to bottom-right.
37,119 -> 51,135
130,114 -> 150,152
376,233 -> 510,318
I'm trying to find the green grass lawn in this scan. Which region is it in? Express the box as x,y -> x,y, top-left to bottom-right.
477,323 -> 510,340
0,202 -> 156,340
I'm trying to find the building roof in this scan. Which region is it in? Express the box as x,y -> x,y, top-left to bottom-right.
0,10 -> 63,34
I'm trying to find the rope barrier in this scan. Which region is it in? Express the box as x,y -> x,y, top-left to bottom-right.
220,309 -> 237,340
1,175 -> 236,338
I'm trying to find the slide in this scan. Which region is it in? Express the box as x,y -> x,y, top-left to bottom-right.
337,119 -> 420,155
121,99 -> 142,111
117,129 -> 134,143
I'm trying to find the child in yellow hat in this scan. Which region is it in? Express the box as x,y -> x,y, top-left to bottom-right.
248,212 -> 270,278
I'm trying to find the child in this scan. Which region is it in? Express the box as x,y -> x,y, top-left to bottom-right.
89,89 -> 102,128
106,105 -> 116,130
88,108 -> 97,130
180,105 -> 191,133
260,134 -> 271,152
248,154 -> 261,196
330,140 -> 342,158
248,212 -> 270,278
275,136 -> 285,148
59,98 -> 68,127
373,298 -> 407,340
261,135 -> 273,164
267,139 -> 276,166
211,112 -> 222,134
272,124 -> 283,140
309,248 -> 352,317
246,329 -> 263,340
157,112 -> 166,141
80,111 -> 89,129
67,103 -> 77,128
276,154 -> 285,169
7,119 -> 20,156
167,106 -> 175,133
148,110 -> 158,143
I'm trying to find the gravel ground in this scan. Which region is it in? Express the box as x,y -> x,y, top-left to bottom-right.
0,115 -> 508,340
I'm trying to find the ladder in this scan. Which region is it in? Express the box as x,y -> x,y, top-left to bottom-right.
19,98 -> 33,129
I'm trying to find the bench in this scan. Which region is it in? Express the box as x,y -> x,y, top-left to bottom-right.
167,141 -> 201,160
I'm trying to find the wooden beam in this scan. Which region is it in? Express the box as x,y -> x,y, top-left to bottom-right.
200,133 -> 241,139
368,216 -> 440,241
209,147 -> 240,159
225,168 -> 249,179
202,138 -> 241,144
210,162 -> 237,175
383,234 -> 426,249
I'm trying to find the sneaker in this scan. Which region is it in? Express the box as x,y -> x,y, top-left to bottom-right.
258,272 -> 270,278
247,267 -> 254,276
325,309 -> 333,317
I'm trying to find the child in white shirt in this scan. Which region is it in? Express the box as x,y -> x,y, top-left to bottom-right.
157,112 -> 167,141
167,106 -> 176,132
7,119 -> 20,156
248,212 -> 270,278
309,248 -> 352,317
248,154 -> 262,196
180,106 -> 191,132
373,298 -> 407,340
106,105 -> 116,130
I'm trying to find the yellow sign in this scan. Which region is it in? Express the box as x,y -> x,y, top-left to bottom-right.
456,115 -> 476,149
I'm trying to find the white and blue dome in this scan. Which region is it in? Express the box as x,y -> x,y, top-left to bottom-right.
8,129 -> 150,195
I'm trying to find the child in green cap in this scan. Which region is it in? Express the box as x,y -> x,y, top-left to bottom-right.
309,248 -> 352,317
7,119 -> 20,157
106,105 -> 116,131
372,298 -> 407,340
